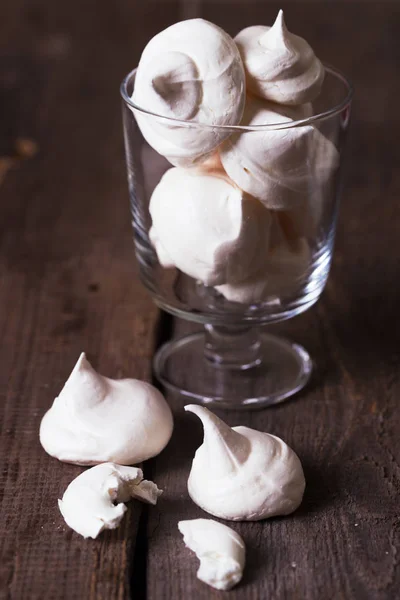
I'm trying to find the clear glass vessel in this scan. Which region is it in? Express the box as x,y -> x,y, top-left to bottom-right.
120,66 -> 353,410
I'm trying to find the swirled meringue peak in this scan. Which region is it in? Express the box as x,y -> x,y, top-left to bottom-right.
40,353 -> 173,465
185,404 -> 305,521
149,167 -> 271,286
132,19 -> 246,167
235,10 -> 324,105
220,94 -> 339,210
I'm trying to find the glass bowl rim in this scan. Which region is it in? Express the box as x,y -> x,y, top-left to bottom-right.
120,64 -> 353,131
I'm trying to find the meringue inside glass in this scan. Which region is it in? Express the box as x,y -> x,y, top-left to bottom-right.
121,12 -> 352,323
121,12 -> 352,408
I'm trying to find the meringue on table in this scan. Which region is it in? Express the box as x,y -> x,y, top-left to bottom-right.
185,404 -> 305,521
149,166 -> 271,286
133,18 -> 245,167
178,518 -> 246,591
58,463 -> 162,538
235,10 -> 324,105
40,353 -> 173,465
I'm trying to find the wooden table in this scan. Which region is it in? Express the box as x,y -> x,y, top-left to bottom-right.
1,1 -> 399,598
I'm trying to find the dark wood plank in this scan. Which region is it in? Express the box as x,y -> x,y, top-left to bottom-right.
0,1 -> 180,598
2,0 -> 400,598
146,2 -> 400,599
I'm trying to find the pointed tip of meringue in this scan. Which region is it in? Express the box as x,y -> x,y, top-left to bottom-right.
76,351 -> 87,368
260,9 -> 291,49
184,403 -> 205,415
184,404 -> 234,435
272,9 -> 288,34
185,404 -> 222,429
184,404 -> 231,432
185,404 -> 221,422
68,352 -> 91,381
275,9 -> 285,25
185,404 -> 251,476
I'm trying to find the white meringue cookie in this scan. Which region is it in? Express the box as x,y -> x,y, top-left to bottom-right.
219,94 -> 339,210
149,226 -> 174,268
40,353 -> 173,465
58,463 -> 162,538
215,213 -> 311,304
133,19 -> 245,167
149,167 -> 271,286
235,10 -> 324,105
185,404 -> 305,521
277,193 -> 323,240
215,238 -> 310,304
178,518 -> 245,591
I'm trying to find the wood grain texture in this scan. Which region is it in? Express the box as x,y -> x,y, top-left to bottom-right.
1,1 -> 400,599
145,2 -> 400,600
0,1 -> 179,599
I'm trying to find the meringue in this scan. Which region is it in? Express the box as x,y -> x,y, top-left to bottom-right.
185,404 -> 305,520
235,10 -> 324,105
219,94 -> 339,209
279,194 -> 323,240
133,19 -> 245,167
40,353 -> 173,465
149,226 -> 174,268
178,518 -> 245,591
58,463 -> 162,538
149,167 -> 271,286
215,213 -> 311,304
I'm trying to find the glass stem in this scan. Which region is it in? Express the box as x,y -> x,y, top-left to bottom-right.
204,324 -> 262,370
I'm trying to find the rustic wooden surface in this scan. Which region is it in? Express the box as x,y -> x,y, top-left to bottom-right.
1,1 -> 399,599
0,1 -> 177,598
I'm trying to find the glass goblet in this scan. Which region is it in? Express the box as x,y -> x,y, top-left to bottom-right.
120,66 -> 353,410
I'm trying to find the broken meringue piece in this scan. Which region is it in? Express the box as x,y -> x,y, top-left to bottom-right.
185,404 -> 305,521
58,463 -> 162,538
235,10 -> 324,105
40,353 -> 173,465
178,518 -> 245,591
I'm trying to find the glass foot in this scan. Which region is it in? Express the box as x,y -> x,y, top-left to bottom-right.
154,330 -> 313,410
